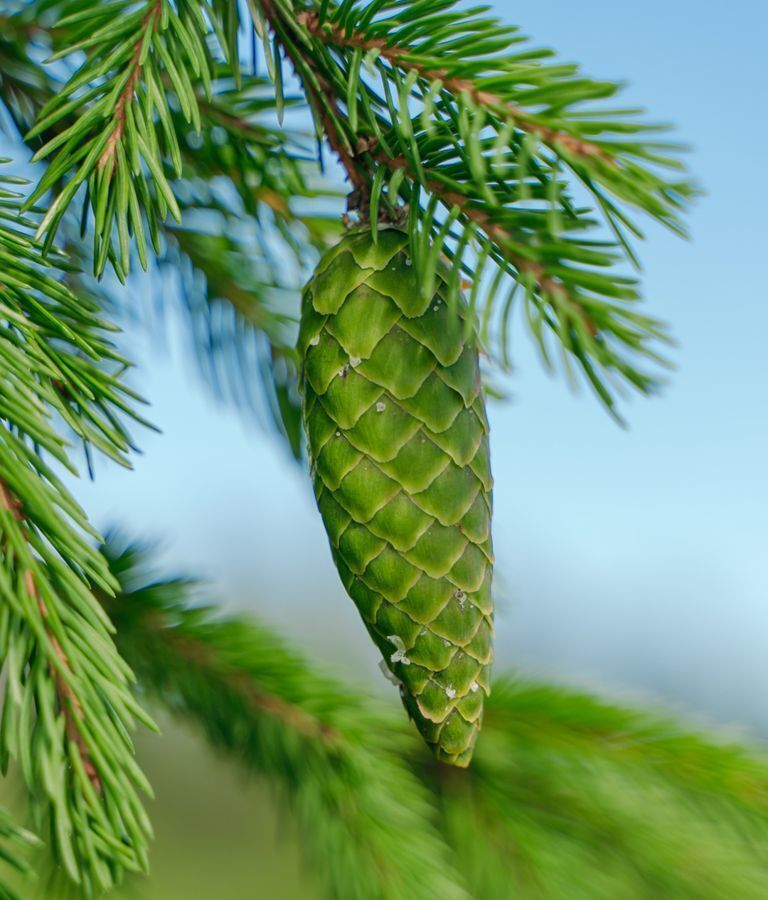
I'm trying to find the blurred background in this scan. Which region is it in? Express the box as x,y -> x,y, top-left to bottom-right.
3,1 -> 767,897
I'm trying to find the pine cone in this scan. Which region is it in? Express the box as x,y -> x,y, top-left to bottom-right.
298,228 -> 493,766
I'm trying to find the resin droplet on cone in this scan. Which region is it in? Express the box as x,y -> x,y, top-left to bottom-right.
298,228 -> 493,766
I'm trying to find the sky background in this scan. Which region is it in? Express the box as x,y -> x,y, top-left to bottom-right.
6,0 -> 766,736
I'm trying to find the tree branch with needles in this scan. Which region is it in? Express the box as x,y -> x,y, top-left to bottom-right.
297,10 -> 616,166
0,189 -> 157,892
248,0 -> 691,411
258,2 -> 601,335
97,0 -> 163,174
9,0 -> 694,410
1,474 -> 100,797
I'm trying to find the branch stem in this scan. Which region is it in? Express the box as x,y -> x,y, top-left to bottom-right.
97,0 -> 163,173
260,0 -> 370,196
144,608 -> 340,744
0,477 -> 102,792
298,11 -> 613,165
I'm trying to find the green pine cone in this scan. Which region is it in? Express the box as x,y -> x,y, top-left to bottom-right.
298,228 -> 493,766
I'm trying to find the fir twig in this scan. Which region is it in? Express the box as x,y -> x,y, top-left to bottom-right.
0,480 -> 100,792
249,0 -> 696,411
2,6 -> 334,447
8,0 -> 694,413
0,163 -> 155,894
22,0 -> 241,275
297,10 -> 614,164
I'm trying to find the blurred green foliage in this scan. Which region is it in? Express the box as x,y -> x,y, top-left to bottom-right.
59,541 -> 768,899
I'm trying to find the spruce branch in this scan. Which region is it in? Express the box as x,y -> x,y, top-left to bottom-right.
297,10 -> 614,165
486,680 -> 768,816
2,9 -> 333,448
0,164 -> 155,894
0,468 -> 155,894
0,167 -> 150,465
21,0 -> 241,275
7,0 -> 697,413
255,0 -> 373,199
166,220 -> 306,452
0,11 -> 51,136
426,678 -> 768,899
95,0 -> 163,175
0,480 -> 100,792
101,536 -> 470,900
151,77 -> 338,445
248,0 -> 696,412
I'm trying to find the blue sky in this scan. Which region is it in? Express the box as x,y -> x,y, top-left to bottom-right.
8,1 -> 768,731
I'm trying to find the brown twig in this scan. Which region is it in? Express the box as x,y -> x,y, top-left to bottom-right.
298,11 -> 614,165
133,609 -> 340,746
97,0 -> 163,173
0,478 -> 24,520
0,478 -> 102,792
260,0 -> 372,200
